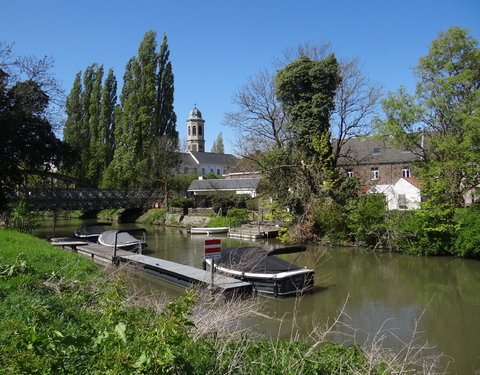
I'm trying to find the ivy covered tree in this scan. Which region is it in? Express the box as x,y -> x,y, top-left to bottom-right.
266,55 -> 341,212
375,26 -> 480,207
107,31 -> 179,187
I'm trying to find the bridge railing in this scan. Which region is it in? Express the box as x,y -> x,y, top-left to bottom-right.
11,188 -> 164,211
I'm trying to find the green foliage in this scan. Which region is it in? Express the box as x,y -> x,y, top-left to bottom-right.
0,74 -> 68,209
171,198 -> 194,209
276,55 -> 341,144
347,194 -> 387,247
170,198 -> 193,215
203,172 -> 219,179
312,200 -> 350,244
375,27 -> 480,207
206,208 -> 250,228
262,54 -> 341,232
211,132 -> 224,153
210,194 -> 251,215
141,209 -> 167,224
109,31 -> 179,188
7,198 -> 38,233
452,208 -> 480,257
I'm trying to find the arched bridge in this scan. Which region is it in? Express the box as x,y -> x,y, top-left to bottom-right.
16,188 -> 163,211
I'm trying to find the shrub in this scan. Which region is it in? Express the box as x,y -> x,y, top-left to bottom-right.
453,208 -> 480,258
170,198 -> 194,214
312,200 -> 350,244
210,195 -> 251,215
347,194 -> 388,248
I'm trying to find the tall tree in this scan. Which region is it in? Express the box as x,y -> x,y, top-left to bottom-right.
86,64 -> 104,185
211,132 -> 224,153
224,43 -> 381,168
63,64 -> 106,185
109,31 -> 178,187
0,42 -> 66,130
262,55 -> 341,212
0,73 -> 69,209
155,34 -> 178,141
99,69 -> 117,180
375,27 -> 480,207
63,72 -> 83,177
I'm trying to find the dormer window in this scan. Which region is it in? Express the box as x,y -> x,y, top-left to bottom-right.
372,147 -> 381,154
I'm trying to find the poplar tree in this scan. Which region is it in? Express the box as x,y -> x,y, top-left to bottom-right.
110,31 -> 178,187
100,68 -> 117,175
63,72 -> 83,178
86,64 -> 104,185
211,132 -> 224,153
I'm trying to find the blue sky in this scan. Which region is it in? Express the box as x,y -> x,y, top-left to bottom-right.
1,0 -> 478,154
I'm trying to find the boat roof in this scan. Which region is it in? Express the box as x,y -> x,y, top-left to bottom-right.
98,230 -> 140,246
216,247 -> 303,274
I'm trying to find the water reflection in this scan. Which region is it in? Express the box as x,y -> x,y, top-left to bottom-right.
34,219 -> 480,374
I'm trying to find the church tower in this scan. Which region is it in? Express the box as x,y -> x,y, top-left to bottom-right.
186,107 -> 205,152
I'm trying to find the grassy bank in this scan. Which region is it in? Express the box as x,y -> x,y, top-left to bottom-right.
0,229 -> 441,374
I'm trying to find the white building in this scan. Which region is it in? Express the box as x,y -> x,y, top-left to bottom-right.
181,107 -> 237,176
367,177 -> 421,210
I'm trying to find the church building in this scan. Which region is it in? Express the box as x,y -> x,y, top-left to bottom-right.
181,107 -> 237,176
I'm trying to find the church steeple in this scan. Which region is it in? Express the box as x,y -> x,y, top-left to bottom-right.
186,106 -> 205,152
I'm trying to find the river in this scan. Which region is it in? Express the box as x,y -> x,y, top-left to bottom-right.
34,218 -> 480,374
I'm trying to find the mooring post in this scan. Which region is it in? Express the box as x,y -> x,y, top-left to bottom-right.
210,259 -> 215,291
113,232 -> 118,263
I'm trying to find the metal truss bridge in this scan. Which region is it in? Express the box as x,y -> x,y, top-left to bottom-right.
14,188 -> 163,211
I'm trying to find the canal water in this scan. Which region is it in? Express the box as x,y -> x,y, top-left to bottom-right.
35,219 -> 480,374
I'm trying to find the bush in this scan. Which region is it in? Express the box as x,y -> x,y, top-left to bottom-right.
453,208 -> 480,258
6,198 -> 38,233
312,200 -> 350,244
170,198 -> 194,214
347,194 -> 388,248
210,195 -> 251,215
206,208 -> 250,228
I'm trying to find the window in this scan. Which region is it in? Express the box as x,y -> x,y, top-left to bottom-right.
371,167 -> 379,180
347,170 -> 354,178
198,126 -> 203,136
372,147 -> 381,154
201,168 -> 205,175
188,126 -> 191,135
402,167 -> 411,178
217,169 -> 220,175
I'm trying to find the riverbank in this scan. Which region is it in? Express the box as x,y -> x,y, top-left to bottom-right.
1,228 -> 445,374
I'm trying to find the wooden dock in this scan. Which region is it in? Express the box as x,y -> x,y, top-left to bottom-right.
228,223 -> 279,239
51,240 -> 252,298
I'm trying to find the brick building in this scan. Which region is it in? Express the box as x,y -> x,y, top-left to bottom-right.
337,137 -> 422,187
